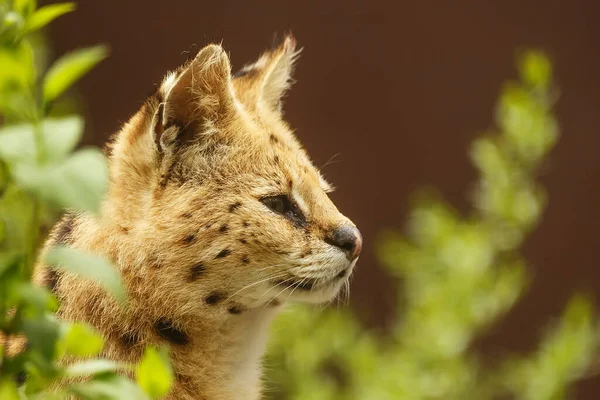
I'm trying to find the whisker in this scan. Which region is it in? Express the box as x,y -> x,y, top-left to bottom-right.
258,276 -> 296,303
224,272 -> 288,302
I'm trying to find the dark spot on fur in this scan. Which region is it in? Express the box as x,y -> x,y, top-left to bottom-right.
287,178 -> 293,189
219,224 -> 229,233
228,305 -> 244,315
300,250 -> 313,259
243,221 -> 250,227
229,202 -> 242,212
181,212 -> 193,218
189,263 -> 206,281
181,234 -> 196,245
119,331 -> 141,348
55,214 -> 75,245
269,299 -> 281,307
274,155 -> 280,164
216,249 -> 231,258
176,372 -> 194,386
269,134 -> 280,144
275,250 -> 290,255
205,222 -> 214,229
155,318 -> 189,345
239,238 -> 248,245
120,226 -> 129,234
241,255 -> 250,264
205,292 -> 224,305
44,269 -> 59,292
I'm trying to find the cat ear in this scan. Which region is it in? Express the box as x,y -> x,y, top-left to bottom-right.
233,34 -> 300,113
152,44 -> 233,153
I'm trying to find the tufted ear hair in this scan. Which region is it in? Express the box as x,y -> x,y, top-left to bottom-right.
152,44 -> 233,154
233,34 -> 300,113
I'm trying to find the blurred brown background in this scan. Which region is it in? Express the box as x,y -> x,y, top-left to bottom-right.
41,0 -> 599,397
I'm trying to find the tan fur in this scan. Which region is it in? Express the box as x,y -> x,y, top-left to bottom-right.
31,35 -> 360,399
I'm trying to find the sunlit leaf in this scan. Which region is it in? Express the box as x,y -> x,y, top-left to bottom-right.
58,322 -> 104,358
25,3 -> 75,32
519,50 -> 552,89
65,360 -> 123,378
44,245 -> 126,303
0,379 -> 19,400
43,45 -> 108,103
136,347 -> 173,399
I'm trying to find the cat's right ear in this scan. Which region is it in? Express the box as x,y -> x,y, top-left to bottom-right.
151,44 -> 234,155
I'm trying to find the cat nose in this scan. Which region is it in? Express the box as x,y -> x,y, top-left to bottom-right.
325,225 -> 363,261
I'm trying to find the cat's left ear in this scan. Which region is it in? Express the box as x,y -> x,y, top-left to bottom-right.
233,34 -> 300,113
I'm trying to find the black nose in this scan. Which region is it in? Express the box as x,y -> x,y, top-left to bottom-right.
325,225 -> 363,261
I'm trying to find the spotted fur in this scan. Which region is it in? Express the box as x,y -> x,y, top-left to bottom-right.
29,34 -> 360,400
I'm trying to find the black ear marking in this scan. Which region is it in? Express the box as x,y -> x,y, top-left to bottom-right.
153,103 -> 165,152
154,318 -> 190,345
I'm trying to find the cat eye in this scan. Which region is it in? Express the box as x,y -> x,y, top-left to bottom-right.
261,195 -> 292,215
260,195 -> 306,227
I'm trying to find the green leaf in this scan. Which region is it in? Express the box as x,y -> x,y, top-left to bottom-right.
21,315 -> 60,359
69,374 -> 149,400
136,347 -> 174,399
519,50 -> 552,89
25,3 -> 75,32
65,359 -> 123,378
0,116 -> 83,164
44,245 -> 126,303
42,116 -> 84,161
43,45 -> 108,103
58,322 -> 104,358
13,147 -> 108,213
0,379 -> 19,400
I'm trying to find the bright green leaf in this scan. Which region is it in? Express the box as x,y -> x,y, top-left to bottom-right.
0,379 -> 19,400
25,3 -> 75,32
43,45 -> 108,103
136,347 -> 174,399
58,322 -> 104,358
44,245 -> 126,303
519,50 -> 552,89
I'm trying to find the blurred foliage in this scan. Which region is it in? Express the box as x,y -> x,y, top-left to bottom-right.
266,51 -> 600,399
0,1 -> 171,398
